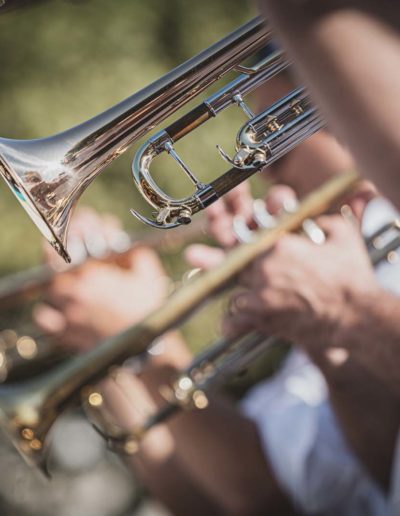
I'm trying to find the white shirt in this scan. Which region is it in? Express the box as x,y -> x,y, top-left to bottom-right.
241,197 -> 400,515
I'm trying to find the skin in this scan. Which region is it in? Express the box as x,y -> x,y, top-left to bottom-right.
34,209 -> 293,516
259,0 -> 400,207
33,19 -> 400,497
211,183 -> 400,489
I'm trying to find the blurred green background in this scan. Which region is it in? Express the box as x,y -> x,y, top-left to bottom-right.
0,0 -> 267,351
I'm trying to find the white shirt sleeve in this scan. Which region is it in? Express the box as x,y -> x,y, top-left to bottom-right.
389,432 -> 400,515
241,350 -> 389,515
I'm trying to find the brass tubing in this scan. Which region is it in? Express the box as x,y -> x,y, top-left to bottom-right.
0,171 -> 358,473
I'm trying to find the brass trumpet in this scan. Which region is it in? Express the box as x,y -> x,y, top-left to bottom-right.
0,17 -> 325,263
0,172 -> 358,475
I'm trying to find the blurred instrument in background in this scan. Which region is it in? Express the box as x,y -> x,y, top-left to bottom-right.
0,217 -> 204,310
0,172 -> 358,474
0,216 -> 205,383
90,217 -> 400,453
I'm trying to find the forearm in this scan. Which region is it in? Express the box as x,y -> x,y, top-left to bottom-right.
308,288 -> 400,397
261,1 -> 400,207
269,130 -> 355,196
306,289 -> 400,487
99,333 -> 293,515
317,357 -> 400,489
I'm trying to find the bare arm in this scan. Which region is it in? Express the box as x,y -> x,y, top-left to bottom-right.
313,346 -> 400,490
34,209 -> 293,516
260,0 -> 400,207
223,213 -> 400,488
104,352 -> 294,516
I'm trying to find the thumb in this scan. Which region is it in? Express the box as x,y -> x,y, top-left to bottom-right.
265,185 -> 298,215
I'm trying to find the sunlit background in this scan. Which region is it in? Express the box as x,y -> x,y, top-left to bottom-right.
0,1 -> 275,515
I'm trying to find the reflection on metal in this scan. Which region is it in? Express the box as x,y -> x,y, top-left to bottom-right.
93,217 -> 400,452
132,86 -> 323,228
366,220 -> 400,266
0,17 -> 272,262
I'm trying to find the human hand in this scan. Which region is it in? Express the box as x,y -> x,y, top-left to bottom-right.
186,185 -> 297,270
33,209 -> 169,352
205,182 -> 255,248
223,213 -> 380,354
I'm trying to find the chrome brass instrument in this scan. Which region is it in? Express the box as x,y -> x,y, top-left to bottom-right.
130,86 -> 322,229
0,172 -> 357,474
366,220 -> 400,266
0,17 -> 327,262
0,18 -> 274,263
0,330 -> 69,383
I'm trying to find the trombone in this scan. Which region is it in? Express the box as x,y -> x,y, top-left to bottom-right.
0,171 -> 358,475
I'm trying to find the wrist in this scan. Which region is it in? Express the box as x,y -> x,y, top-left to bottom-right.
305,285 -> 385,363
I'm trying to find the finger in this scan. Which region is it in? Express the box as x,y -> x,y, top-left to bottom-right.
127,245 -> 167,280
184,244 -> 225,270
69,208 -> 111,259
342,182 -> 377,222
69,207 -> 103,240
42,285 -> 75,312
102,213 -> 122,231
206,202 -> 237,248
314,214 -> 350,239
227,290 -> 265,317
206,185 -> 254,247
224,182 -> 254,220
58,330 -> 98,353
206,198 -> 228,220
33,303 -> 67,335
221,313 -> 257,339
265,185 -> 298,216
237,256 -> 267,289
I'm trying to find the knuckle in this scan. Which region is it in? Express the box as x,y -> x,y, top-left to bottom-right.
274,234 -> 298,255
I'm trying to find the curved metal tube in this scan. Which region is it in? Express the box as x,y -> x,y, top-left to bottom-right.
131,87 -> 323,227
92,214 -> 400,451
0,17 -> 271,262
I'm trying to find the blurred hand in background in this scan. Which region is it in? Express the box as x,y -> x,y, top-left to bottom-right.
33,208 -> 170,352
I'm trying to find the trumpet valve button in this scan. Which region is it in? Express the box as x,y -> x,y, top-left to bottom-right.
252,150 -> 268,166
192,390 -> 209,410
233,148 -> 252,167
